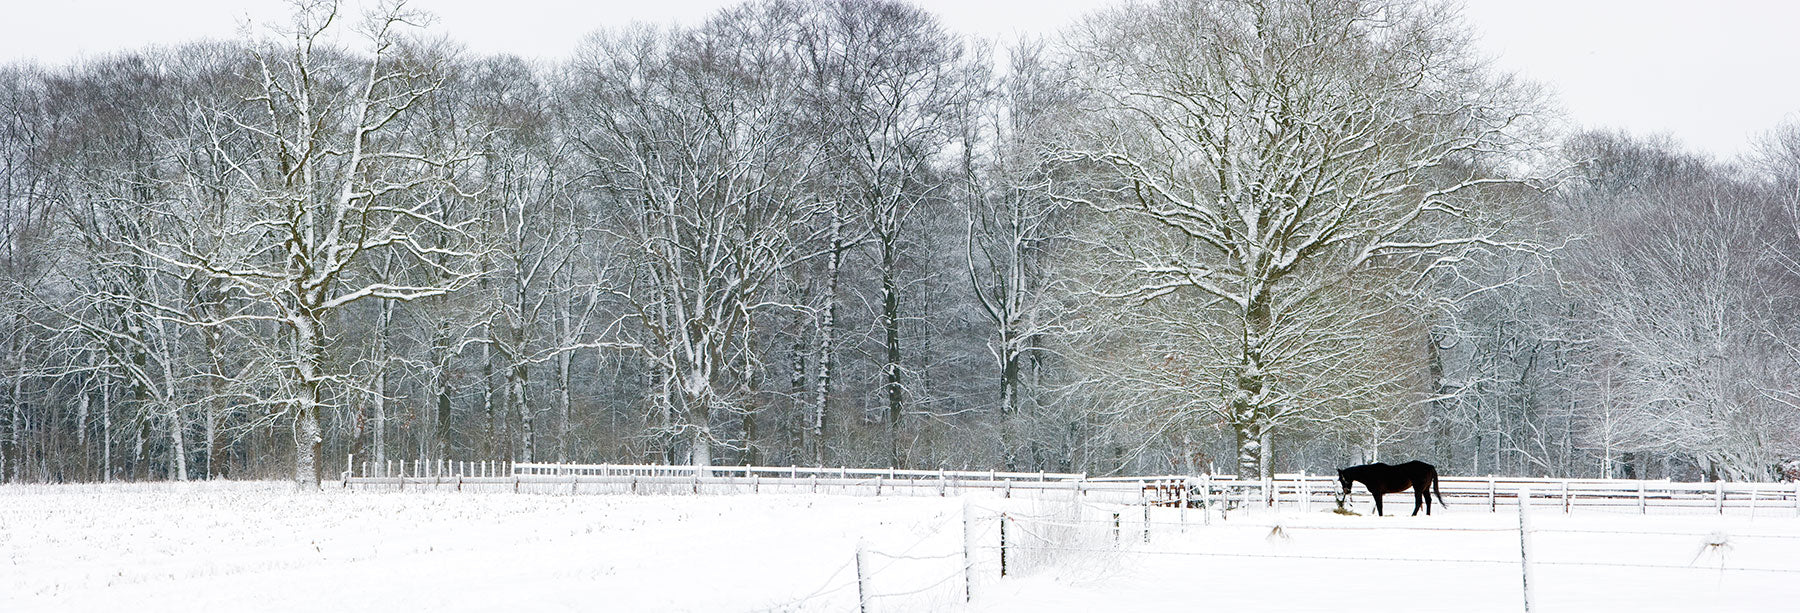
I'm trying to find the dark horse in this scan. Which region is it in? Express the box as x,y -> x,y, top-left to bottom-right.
1336,460 -> 1447,516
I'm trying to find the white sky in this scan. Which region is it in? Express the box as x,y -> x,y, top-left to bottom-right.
6,0 -> 1798,159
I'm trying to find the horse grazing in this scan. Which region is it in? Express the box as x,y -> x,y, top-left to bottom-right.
1336,460 -> 1447,516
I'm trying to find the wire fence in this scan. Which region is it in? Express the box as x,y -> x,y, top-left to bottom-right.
979,490 -> 1800,613
334,459 -> 1800,611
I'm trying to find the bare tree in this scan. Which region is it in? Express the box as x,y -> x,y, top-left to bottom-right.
128,1 -> 481,487
796,0 -> 973,468
569,4 -> 825,468
1059,0 -> 1541,479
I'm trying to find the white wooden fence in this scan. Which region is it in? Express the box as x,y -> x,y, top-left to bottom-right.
340,458 -> 1800,515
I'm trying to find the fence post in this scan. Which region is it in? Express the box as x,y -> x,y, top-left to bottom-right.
1716,482 -> 1725,515
855,542 -> 870,613
961,499 -> 974,603
1638,481 -> 1646,515
999,514 -> 1009,577
1489,477 -> 1497,513
1750,483 -> 1759,519
1179,479 -> 1189,532
1300,471 -> 1309,513
1202,474 -> 1214,526
1112,512 -> 1122,548
1518,487 -> 1535,613
1561,481 -> 1570,514
1137,492 -> 1152,539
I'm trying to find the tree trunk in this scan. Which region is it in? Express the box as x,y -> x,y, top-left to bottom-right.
1232,286 -> 1273,479
513,362 -> 531,463
481,342 -> 496,459
812,217 -> 842,467
882,244 -> 903,469
293,312 -> 325,489
556,297 -> 573,463
101,383 -> 112,482
77,388 -> 90,480
372,369 -> 387,466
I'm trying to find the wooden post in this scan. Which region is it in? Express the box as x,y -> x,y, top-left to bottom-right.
1300,471 -> 1310,513
1518,487 -> 1535,613
1716,482 -> 1725,515
1179,480 -> 1189,532
1638,480 -> 1646,515
1561,481 -> 1570,514
961,499 -> 974,602
1202,474 -> 1214,526
1112,512 -> 1122,548
1750,483 -> 1759,519
1489,477 -> 1497,512
999,514 -> 1009,577
855,542 -> 870,613
1142,499 -> 1152,543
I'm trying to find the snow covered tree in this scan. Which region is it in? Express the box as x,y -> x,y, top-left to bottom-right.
1059,0 -> 1541,478
795,0 -> 976,468
132,1 -> 481,487
1560,132 -> 1800,480
568,4 -> 826,468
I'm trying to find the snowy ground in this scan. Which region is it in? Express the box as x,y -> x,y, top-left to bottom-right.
4,481 -> 1798,612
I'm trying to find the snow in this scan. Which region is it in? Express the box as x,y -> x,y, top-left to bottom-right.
4,481 -> 1798,612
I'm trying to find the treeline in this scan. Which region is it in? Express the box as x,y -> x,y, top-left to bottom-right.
1,0 -> 1797,486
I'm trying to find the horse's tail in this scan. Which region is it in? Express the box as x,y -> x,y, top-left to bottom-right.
1433,472 -> 1448,507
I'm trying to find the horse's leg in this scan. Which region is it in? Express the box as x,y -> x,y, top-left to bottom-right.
1413,487 -> 1425,516
1373,491 -> 1384,516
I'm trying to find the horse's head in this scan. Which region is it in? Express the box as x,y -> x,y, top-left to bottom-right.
1334,468 -> 1352,505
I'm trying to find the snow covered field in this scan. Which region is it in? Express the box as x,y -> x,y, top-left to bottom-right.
4,481 -> 1798,612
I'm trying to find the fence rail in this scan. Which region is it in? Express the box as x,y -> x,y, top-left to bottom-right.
340,458 -> 1800,515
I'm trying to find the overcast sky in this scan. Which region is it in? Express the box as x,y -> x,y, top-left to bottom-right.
6,0 -> 1797,160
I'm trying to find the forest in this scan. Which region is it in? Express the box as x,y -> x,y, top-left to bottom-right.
2,0 -> 1798,487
